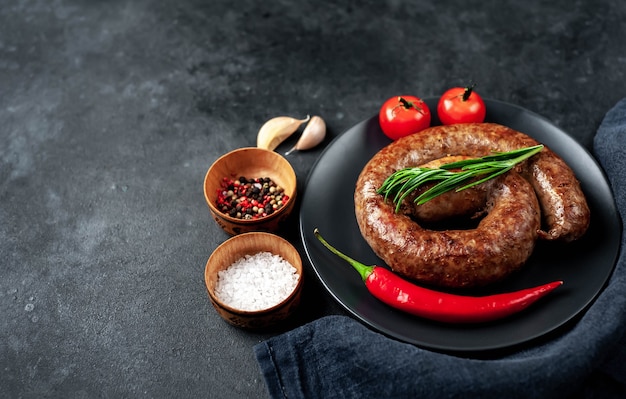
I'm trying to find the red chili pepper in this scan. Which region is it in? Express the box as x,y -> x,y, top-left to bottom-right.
314,229 -> 562,324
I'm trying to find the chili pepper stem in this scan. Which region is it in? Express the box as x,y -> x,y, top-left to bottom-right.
314,228 -> 374,281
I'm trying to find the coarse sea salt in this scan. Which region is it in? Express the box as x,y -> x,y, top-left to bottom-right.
214,252 -> 300,311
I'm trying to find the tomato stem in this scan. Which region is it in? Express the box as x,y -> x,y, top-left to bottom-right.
462,83 -> 477,102
397,96 -> 425,114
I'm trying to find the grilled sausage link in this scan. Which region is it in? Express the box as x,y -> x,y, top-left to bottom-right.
354,123 -> 590,288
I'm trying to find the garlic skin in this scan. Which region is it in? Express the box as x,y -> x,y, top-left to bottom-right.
257,115 -> 310,151
285,116 -> 326,155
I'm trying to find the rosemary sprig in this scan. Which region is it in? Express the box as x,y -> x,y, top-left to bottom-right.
377,144 -> 544,212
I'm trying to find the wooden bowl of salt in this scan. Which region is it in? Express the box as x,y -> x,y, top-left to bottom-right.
205,232 -> 303,329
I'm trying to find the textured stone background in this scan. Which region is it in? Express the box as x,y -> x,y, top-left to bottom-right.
1,0 -> 625,397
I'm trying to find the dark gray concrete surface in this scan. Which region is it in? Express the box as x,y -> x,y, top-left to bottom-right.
1,0 -> 625,397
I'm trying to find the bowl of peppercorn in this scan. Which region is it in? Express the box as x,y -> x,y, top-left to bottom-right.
204,147 -> 297,235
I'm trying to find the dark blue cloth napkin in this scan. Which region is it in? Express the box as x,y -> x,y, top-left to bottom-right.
254,98 -> 626,399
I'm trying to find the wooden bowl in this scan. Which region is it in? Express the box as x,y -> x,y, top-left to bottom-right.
204,147 -> 297,235
204,232 -> 303,329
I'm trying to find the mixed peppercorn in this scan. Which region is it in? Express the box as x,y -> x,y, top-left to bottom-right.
216,176 -> 289,220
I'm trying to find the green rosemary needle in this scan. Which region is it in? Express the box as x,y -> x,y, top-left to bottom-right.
377,144 -> 544,212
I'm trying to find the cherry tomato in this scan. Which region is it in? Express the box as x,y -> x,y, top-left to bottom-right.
379,95 -> 431,140
437,85 -> 486,125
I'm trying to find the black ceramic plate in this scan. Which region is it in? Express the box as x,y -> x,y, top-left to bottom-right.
299,98 -> 621,355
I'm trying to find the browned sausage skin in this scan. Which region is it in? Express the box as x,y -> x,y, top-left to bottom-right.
356,170 -> 541,288
354,123 -> 590,288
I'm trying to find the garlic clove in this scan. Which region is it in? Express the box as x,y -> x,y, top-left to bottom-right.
257,115 -> 310,151
285,115 -> 326,155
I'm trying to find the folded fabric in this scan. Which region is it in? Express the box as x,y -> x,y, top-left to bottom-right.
254,98 -> 626,399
